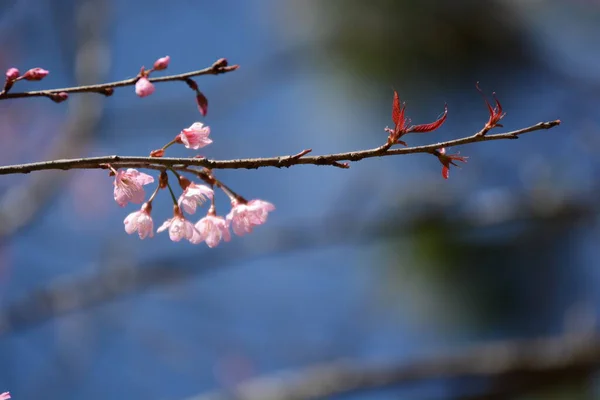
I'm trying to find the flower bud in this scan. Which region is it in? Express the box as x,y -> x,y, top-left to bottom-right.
153,56 -> 170,71
22,68 -> 49,81
135,77 -> 155,97
196,91 -> 208,116
5,68 -> 20,81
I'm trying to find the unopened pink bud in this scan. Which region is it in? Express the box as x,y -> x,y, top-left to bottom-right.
135,77 -> 155,97
5,68 -> 19,81
153,56 -> 170,71
22,68 -> 49,81
196,91 -> 208,116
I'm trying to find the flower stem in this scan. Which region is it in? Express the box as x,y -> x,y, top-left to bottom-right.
162,138 -> 178,151
147,182 -> 161,203
166,181 -> 178,205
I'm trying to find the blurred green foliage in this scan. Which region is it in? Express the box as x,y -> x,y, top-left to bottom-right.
307,0 -> 534,85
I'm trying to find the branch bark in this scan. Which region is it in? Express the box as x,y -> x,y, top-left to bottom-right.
0,120 -> 560,175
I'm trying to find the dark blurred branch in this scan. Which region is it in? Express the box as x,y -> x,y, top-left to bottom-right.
0,0 -> 109,237
0,120 -> 560,175
0,189 -> 589,335
186,332 -> 600,400
0,59 -> 237,100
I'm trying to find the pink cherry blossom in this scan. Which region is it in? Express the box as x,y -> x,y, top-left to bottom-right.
226,199 -> 275,236
178,182 -> 214,214
5,68 -> 19,80
192,214 -> 230,247
153,55 -> 170,71
157,207 -> 197,242
177,122 -> 212,149
124,203 -> 154,239
22,67 -> 49,81
135,77 -> 155,97
113,168 -> 154,207
0,392 -> 10,400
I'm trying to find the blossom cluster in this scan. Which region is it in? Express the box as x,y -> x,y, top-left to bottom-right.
113,121 -> 274,248
117,57 -> 273,247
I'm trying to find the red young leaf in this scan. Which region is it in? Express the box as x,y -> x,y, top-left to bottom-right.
442,165 -> 450,179
392,90 -> 402,125
476,82 -> 506,129
491,93 -> 504,123
435,148 -> 468,180
408,104 -> 448,133
476,82 -> 494,115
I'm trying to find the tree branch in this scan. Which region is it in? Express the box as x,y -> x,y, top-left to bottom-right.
186,332 -> 600,400
0,120 -> 560,175
0,58 -> 238,100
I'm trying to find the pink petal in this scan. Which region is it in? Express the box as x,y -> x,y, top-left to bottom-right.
157,219 -> 171,233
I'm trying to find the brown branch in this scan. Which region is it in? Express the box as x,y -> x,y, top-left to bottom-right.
185,332 -> 600,400
0,120 -> 560,175
0,58 -> 238,100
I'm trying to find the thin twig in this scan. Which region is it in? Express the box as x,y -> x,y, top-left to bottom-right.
0,59 -> 238,100
0,120 -> 561,175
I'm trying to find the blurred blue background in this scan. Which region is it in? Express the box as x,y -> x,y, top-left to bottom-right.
0,0 -> 599,399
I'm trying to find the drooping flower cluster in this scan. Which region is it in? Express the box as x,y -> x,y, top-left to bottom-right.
113,119 -> 274,248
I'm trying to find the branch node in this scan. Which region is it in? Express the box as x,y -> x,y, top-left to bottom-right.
290,149 -> 312,160
332,161 -> 350,169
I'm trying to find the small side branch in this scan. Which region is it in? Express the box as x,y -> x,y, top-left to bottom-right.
0,59 -> 238,100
